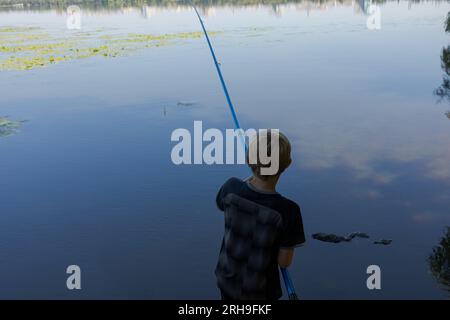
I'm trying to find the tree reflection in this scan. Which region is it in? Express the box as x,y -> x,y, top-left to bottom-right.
428,227 -> 450,294
0,0 -> 388,11
435,13 -> 450,106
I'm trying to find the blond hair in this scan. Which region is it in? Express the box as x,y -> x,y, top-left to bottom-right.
246,130 -> 292,179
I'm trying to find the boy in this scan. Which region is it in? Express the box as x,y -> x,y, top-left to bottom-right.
215,130 -> 306,300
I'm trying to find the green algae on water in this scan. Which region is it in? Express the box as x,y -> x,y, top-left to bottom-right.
0,26 -> 40,33
0,117 -> 22,137
0,27 -> 219,71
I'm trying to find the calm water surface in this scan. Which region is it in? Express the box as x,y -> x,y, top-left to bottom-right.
0,1 -> 449,299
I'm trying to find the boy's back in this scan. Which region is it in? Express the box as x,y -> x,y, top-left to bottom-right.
216,177 -> 306,300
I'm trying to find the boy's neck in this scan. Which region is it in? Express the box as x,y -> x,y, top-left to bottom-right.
248,175 -> 279,193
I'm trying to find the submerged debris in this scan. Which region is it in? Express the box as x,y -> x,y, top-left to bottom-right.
0,117 -> 22,137
374,239 -> 393,245
177,101 -> 197,107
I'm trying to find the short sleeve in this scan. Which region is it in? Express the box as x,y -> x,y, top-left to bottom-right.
280,203 -> 306,248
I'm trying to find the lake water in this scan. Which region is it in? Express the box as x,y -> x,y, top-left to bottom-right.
0,0 -> 449,299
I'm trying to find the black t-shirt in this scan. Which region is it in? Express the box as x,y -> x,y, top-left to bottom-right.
215,177 -> 306,299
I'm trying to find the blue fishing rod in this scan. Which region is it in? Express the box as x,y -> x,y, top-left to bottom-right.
191,5 -> 241,131
187,2 -> 299,300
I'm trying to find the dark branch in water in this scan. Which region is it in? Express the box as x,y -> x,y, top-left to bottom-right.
312,233 -> 353,243
373,239 -> 392,245
312,232 -> 392,245
312,232 -> 371,243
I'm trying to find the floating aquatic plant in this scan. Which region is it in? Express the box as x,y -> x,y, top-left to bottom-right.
0,117 -> 22,137
0,26 -> 219,71
0,26 -> 40,33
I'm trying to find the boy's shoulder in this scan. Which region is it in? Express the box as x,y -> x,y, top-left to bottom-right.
216,177 -> 246,211
225,176 -> 244,184
222,177 -> 245,190
277,194 -> 301,214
